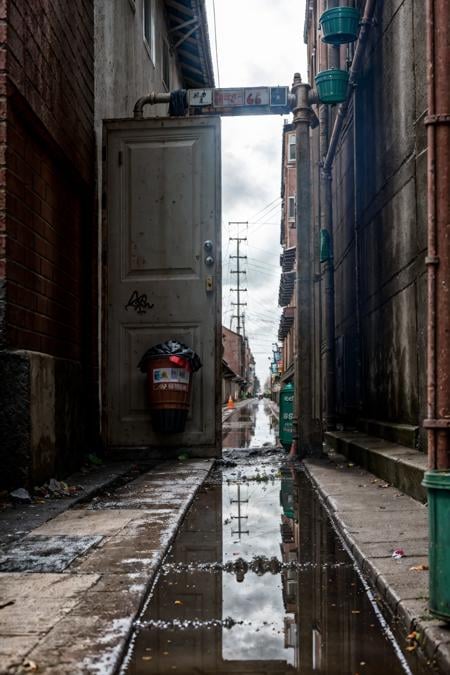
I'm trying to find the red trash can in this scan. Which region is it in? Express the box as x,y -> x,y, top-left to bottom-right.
145,354 -> 193,433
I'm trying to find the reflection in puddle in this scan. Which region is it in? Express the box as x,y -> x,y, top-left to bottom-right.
122,402 -> 421,675
222,400 -> 278,448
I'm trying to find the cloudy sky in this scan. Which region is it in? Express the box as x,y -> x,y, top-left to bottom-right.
204,0 -> 308,385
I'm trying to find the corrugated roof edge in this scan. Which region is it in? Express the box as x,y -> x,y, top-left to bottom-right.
194,0 -> 215,87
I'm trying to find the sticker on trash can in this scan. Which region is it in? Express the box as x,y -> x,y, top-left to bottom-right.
152,368 -> 190,384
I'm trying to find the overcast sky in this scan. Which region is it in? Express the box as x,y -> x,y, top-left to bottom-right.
204,0 -> 308,385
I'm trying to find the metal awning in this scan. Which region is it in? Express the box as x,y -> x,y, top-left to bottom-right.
278,247 -> 296,307
278,306 -> 295,340
280,246 -> 296,272
278,271 -> 295,307
165,0 -> 215,88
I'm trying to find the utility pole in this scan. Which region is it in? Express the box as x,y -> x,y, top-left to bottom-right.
229,223 -> 248,382
231,482 -> 249,538
229,224 -> 248,336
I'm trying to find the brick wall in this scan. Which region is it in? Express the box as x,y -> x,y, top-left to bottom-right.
222,326 -> 242,378
1,0 -> 95,360
0,0 -> 96,486
0,1 -> 7,345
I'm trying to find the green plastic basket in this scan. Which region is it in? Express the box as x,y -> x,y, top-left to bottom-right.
315,69 -> 349,104
320,7 -> 360,45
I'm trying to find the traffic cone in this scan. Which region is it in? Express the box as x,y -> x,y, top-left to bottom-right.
227,396 -> 235,410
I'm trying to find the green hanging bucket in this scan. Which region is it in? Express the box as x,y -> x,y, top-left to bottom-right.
315,69 -> 349,104
319,7 -> 360,45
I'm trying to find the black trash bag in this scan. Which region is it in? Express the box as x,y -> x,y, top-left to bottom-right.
169,89 -> 188,117
138,340 -> 202,373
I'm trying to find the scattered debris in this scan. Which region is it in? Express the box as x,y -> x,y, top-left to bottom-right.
392,548 -> 406,559
409,564 -> 429,571
9,488 -> 31,504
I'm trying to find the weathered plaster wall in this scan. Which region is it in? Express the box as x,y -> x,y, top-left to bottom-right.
330,0 -> 427,441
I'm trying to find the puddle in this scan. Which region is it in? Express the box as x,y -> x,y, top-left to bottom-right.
121,401 -> 425,675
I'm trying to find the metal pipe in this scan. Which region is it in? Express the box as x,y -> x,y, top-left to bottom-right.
424,0 -> 450,470
319,19 -> 340,431
319,105 -> 336,430
134,92 -> 171,119
323,0 -> 377,173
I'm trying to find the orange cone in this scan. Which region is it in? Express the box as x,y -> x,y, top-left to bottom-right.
227,396 -> 235,410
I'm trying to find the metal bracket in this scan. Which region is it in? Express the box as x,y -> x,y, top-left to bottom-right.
173,23 -> 199,49
425,256 -> 440,266
424,114 -> 450,125
423,419 -> 450,429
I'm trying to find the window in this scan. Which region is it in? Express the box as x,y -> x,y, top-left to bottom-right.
288,134 -> 296,162
288,195 -> 296,221
143,0 -> 155,63
162,39 -> 170,90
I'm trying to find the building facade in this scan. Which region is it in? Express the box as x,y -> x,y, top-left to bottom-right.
278,121 -> 297,386
0,0 -> 214,489
300,0 -> 428,452
222,325 -> 256,402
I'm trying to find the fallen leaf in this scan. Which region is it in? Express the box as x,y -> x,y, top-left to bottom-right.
409,564 -> 429,571
142,656 -> 152,661
407,631 -> 418,640
406,645 -> 417,652
174,600 -> 183,605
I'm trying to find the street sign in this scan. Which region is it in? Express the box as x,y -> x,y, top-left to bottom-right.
188,86 -> 291,116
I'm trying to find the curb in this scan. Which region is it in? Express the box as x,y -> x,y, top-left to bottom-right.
303,459 -> 450,674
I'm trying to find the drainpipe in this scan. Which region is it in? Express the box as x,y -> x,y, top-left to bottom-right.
134,92 -> 171,118
422,0 -> 450,622
320,30 -> 340,430
323,0 -> 377,174
291,73 -> 316,457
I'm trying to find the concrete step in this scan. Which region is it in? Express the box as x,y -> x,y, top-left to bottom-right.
325,430 -> 428,503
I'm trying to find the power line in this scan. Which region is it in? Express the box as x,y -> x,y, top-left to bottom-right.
211,0 -> 220,87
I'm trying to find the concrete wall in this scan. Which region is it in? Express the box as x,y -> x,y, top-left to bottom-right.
306,0 -> 427,446
94,0 -> 183,126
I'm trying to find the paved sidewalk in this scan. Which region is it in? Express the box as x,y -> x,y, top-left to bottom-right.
0,459 -> 213,674
304,453 -> 450,673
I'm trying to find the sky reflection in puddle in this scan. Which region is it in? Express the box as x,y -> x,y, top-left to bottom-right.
122,402 -> 418,675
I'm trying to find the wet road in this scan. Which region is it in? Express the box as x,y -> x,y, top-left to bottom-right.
121,400 -> 428,674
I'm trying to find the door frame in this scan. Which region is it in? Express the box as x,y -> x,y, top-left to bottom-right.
101,116 -> 222,456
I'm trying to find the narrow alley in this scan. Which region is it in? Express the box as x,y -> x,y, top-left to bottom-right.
121,401 -> 431,674
0,1 -> 449,673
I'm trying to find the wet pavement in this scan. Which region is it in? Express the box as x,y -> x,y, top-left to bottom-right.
121,401 -> 429,675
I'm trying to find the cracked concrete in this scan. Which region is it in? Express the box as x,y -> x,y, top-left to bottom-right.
0,458 -> 213,674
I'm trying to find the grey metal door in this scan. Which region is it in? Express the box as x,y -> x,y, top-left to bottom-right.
104,117 -> 221,454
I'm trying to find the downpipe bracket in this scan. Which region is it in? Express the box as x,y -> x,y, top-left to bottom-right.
424,419 -> 450,429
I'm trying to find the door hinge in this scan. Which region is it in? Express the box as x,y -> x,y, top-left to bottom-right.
118,151 -> 123,166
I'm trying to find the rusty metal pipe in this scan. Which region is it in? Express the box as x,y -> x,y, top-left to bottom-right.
133,92 -> 171,119
424,0 -> 450,470
323,0 -> 377,173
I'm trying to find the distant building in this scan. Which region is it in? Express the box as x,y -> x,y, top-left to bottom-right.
222,325 -> 256,402
278,122 -> 297,385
